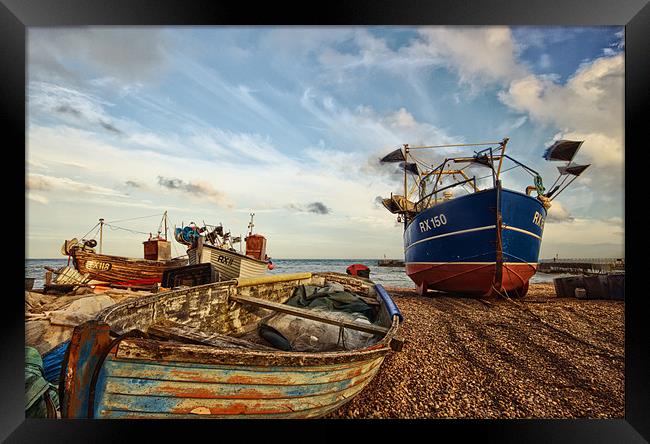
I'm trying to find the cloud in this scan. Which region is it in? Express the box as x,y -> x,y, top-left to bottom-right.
545,201 -> 574,222
498,54 -> 624,140
540,216 -> 624,258
29,81 -> 125,136
497,53 -> 624,219
28,28 -> 170,84
27,192 -> 49,204
26,173 -> 127,198
156,176 -> 232,208
125,180 -> 144,188
307,202 -> 331,214
286,202 -> 332,215
54,104 -> 82,117
299,92 -> 458,151
317,28 -> 528,89
99,120 -> 123,135
413,27 -> 528,87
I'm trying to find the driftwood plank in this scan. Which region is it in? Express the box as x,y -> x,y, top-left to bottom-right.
147,319 -> 274,351
230,295 -> 389,336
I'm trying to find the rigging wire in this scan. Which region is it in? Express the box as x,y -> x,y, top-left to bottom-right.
475,164 -> 521,181
105,213 -> 163,224
103,223 -> 149,236
77,222 -> 100,242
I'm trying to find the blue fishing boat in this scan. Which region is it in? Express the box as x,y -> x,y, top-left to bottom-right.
380,138 -> 590,297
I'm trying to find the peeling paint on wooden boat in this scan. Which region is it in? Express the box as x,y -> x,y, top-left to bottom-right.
60,273 -> 402,419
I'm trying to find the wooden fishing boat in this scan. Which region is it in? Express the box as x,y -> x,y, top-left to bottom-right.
62,212 -> 187,285
67,246 -> 187,285
59,272 -> 403,419
380,138 -> 590,297
179,213 -> 273,281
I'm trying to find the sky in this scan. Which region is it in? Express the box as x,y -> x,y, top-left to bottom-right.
26,26 -> 625,259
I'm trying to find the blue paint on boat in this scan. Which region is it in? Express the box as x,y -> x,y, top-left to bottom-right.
42,340 -> 70,384
404,188 -> 545,265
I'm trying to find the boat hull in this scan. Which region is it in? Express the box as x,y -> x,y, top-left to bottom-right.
187,243 -> 268,281
71,247 -> 187,285
59,273 -> 401,419
90,342 -> 386,418
404,186 -> 546,296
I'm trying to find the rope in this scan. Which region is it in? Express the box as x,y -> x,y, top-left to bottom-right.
337,325 -> 347,350
490,284 -> 624,361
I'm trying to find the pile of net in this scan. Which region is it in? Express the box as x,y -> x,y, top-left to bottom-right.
258,281 -> 380,352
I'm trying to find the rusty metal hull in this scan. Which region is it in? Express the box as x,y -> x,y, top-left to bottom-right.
60,273 -> 401,419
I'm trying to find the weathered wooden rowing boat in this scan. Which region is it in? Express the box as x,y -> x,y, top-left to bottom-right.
59,272 -> 403,419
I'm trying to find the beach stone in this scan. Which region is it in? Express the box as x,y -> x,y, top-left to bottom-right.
325,282 -> 624,419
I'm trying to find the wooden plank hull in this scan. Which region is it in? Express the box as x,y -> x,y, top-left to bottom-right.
60,273 -> 401,419
92,350 -> 385,418
71,247 -> 187,284
187,244 -> 268,281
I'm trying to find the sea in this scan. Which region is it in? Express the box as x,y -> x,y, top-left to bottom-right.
25,258 -> 566,290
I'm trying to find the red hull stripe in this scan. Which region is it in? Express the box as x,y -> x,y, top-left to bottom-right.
406,262 -> 537,294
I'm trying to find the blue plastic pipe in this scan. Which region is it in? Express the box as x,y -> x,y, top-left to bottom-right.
374,284 -> 404,323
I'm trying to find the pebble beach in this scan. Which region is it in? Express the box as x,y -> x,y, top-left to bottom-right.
325,282 -> 624,419
25,273 -> 624,419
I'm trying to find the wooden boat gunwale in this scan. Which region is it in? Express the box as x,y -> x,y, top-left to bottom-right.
94,272 -> 400,368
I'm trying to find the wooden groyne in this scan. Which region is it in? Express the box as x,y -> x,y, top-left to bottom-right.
537,258 -> 624,274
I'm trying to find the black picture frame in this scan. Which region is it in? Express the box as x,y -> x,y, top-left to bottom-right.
3,0 -> 647,442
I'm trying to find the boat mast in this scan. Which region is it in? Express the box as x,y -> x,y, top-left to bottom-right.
248,213 -> 255,236
403,144 -> 409,229
164,211 -> 168,240
99,218 -> 104,254
403,144 -> 409,200
495,137 -> 509,180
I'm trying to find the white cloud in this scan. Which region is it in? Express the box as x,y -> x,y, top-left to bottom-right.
28,28 -> 170,84
497,53 -> 623,223
498,55 -> 624,139
26,173 -> 128,198
413,27 -> 528,86
541,216 -> 624,258
545,200 -> 573,222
